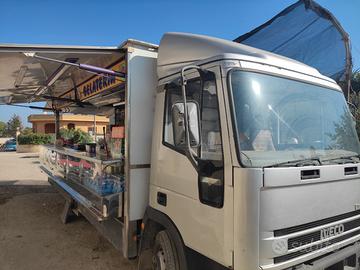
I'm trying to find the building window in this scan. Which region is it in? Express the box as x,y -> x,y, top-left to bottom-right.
67,123 -> 75,130
44,123 -> 55,134
88,127 -> 95,135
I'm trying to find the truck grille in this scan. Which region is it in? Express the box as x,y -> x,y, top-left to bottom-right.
274,228 -> 360,264
272,210 -> 360,264
274,210 -> 360,237
288,218 -> 360,249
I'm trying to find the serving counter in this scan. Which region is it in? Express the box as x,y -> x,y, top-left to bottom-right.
40,145 -> 125,221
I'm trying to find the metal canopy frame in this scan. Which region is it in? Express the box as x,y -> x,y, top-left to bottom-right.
0,45 -> 125,105
0,39 -> 157,106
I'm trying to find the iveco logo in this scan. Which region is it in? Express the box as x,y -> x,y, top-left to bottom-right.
320,224 -> 345,240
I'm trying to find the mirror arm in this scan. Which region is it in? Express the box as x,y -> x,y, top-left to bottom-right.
181,65 -> 202,169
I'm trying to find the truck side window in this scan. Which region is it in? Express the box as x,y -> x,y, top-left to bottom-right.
200,80 -> 223,161
198,78 -> 224,208
163,78 -> 201,150
163,76 -> 224,208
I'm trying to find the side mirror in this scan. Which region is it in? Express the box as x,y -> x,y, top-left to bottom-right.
179,65 -> 215,170
172,101 -> 200,148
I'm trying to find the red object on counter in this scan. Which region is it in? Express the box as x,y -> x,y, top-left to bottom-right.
112,126 -> 125,139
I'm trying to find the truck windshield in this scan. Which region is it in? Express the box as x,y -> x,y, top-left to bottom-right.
229,70 -> 360,168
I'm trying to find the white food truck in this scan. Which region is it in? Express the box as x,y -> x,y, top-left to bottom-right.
1,32 -> 360,270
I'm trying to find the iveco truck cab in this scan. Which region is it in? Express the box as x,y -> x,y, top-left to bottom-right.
140,32 -> 360,270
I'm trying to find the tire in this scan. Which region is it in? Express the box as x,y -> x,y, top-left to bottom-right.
138,230 -> 180,270
152,230 -> 180,270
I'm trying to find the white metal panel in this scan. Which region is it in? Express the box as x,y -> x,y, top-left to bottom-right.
129,168 -> 150,221
126,46 -> 157,221
127,47 -> 157,165
264,164 -> 360,187
233,168 -> 263,270
149,184 -> 233,267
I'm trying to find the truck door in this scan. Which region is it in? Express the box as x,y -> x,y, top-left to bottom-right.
150,66 -> 233,267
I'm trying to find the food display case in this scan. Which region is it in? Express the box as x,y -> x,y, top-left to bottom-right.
40,145 -> 124,221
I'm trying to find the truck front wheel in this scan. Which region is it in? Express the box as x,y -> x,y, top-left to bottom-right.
152,230 -> 180,270
139,229 -> 180,270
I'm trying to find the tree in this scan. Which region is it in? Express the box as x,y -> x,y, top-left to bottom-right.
349,71 -> 360,138
0,121 -> 6,137
6,114 -> 23,137
21,127 -> 33,135
352,71 -> 360,93
328,110 -> 360,152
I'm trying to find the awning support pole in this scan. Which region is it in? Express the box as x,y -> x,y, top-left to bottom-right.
93,114 -> 97,142
55,110 -> 61,140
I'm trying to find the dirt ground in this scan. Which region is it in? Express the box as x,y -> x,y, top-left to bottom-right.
0,152 -> 136,270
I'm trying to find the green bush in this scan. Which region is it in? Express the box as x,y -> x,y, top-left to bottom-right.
59,128 -> 74,141
17,133 -> 54,145
59,128 -> 93,144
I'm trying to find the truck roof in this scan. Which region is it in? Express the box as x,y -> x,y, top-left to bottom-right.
157,32 -> 336,85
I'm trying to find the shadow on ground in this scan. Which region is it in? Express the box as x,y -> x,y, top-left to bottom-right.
0,187 -> 136,270
20,155 -> 39,159
0,183 -> 55,205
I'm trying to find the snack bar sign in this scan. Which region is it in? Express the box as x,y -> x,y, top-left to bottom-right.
78,60 -> 126,100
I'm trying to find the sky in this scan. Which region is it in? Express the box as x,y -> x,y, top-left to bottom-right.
0,0 -> 359,126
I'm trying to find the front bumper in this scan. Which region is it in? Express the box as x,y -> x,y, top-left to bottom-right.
295,242 -> 360,270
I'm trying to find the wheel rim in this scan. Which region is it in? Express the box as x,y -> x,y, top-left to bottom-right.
152,249 -> 166,270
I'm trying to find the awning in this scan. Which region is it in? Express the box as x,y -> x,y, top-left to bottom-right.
234,0 -> 352,99
0,44 -> 124,106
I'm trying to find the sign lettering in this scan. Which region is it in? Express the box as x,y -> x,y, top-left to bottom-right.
78,60 -> 126,100
56,59 -> 126,108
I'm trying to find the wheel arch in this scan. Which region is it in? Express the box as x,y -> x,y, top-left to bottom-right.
139,206 -> 188,270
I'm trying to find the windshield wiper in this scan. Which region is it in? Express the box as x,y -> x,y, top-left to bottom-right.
263,158 -> 322,168
321,154 -> 360,164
